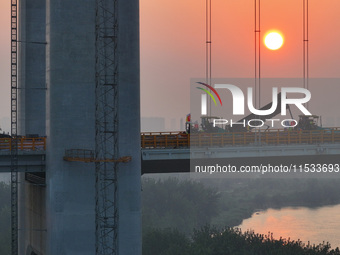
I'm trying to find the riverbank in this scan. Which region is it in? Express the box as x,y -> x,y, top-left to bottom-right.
238,205 -> 340,249
201,178 -> 340,227
142,176 -> 340,234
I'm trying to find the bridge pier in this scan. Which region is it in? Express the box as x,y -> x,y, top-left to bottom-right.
18,0 -> 47,254
16,0 -> 141,253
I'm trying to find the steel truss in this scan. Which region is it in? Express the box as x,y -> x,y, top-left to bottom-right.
10,0 -> 18,254
95,0 -> 119,254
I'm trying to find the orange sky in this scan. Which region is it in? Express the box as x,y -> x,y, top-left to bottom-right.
0,1 -> 340,131
140,0 -> 340,126
0,0 -> 10,131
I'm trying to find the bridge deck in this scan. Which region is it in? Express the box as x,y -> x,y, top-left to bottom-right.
141,128 -> 340,149
0,130 -> 339,174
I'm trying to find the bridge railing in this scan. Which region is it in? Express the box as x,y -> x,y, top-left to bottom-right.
141,132 -> 189,149
1,129 -> 340,150
0,137 -> 46,151
141,128 -> 340,149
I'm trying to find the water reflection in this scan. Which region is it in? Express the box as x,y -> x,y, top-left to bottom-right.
238,204 -> 340,249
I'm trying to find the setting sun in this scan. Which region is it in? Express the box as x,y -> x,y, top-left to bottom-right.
264,31 -> 284,50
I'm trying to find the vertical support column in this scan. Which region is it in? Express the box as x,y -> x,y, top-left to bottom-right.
46,0 -> 96,254
17,0 -> 25,135
22,3 -> 47,136
46,0 -> 141,253
117,0 -> 141,254
18,0 -> 46,137
17,0 -> 47,253
95,0 -> 141,253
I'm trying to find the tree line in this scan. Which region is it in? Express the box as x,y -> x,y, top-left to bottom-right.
143,227 -> 340,255
142,177 -> 340,254
0,182 -> 10,255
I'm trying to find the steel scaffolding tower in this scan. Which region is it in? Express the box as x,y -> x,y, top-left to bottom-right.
10,0 -> 19,254
95,0 -> 120,254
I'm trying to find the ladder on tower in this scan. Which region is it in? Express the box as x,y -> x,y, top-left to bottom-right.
95,0 -> 120,254
10,0 -> 19,254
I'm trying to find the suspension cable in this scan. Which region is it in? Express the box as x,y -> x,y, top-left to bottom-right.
206,0 -> 212,116
254,0 -> 261,109
303,0 -> 309,109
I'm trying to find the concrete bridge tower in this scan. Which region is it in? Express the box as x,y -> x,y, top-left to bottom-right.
17,0 -> 141,254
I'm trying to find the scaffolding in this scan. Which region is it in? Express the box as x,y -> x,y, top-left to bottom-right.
10,0 -> 18,254
95,0 -> 120,254
63,149 -> 131,163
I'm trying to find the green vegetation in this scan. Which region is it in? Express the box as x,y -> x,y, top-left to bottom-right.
142,177 -> 340,231
1,177 -> 340,254
143,227 -> 340,255
142,177 -> 220,235
0,182 -> 11,255
142,176 -> 340,255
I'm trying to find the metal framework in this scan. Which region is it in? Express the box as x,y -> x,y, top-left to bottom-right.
10,0 -> 19,254
95,0 -> 120,254
303,0 -> 309,109
254,0 -> 261,109
254,0 -> 261,144
205,0 -> 212,116
64,149 -> 130,163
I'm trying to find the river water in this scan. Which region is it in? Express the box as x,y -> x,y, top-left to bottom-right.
238,204 -> 340,249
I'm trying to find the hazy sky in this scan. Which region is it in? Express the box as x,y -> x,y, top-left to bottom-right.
0,0 -> 340,131
0,1 -> 10,132
140,0 -> 340,126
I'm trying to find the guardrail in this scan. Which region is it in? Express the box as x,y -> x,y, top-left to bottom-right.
2,130 -> 340,151
141,132 -> 189,149
141,128 -> 340,149
0,137 -> 46,151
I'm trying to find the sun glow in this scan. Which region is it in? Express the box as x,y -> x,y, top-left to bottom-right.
264,31 -> 284,50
